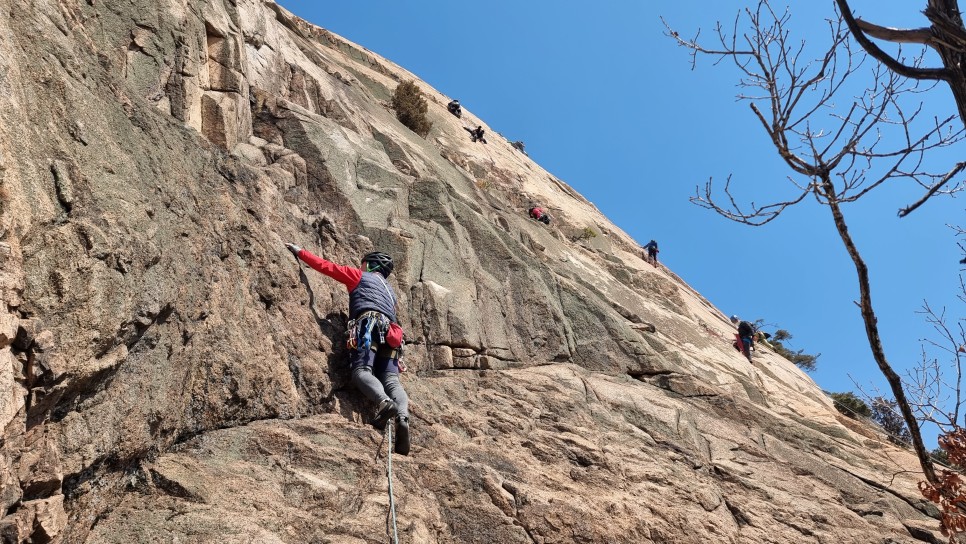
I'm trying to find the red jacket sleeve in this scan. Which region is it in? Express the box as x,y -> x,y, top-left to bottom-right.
297,249 -> 362,291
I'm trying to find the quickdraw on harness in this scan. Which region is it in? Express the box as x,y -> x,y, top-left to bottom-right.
346,310 -> 391,351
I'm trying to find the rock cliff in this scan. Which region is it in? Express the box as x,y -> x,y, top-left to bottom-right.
0,1 -> 942,542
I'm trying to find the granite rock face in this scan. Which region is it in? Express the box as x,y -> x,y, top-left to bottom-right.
0,1 -> 941,542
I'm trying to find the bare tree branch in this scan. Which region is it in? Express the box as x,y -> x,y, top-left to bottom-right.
667,0 -> 964,225
899,161 -> 966,217
819,174 -> 938,483
836,0 -> 966,127
835,0 -> 950,81
856,19 -> 934,44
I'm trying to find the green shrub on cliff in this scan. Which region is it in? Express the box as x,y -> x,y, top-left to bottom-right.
829,391 -> 871,419
391,80 -> 432,137
575,227 -> 597,241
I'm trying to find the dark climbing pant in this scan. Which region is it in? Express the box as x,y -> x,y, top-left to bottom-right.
740,336 -> 753,358
351,359 -> 410,419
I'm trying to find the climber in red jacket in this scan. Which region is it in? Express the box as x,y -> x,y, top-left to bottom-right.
285,243 -> 411,455
528,206 -> 551,225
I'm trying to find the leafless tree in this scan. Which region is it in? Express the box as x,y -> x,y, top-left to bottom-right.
835,1 -> 966,217
664,0 -> 966,489
906,284 -> 966,431
958,225 -> 966,264
836,0 -> 966,128
838,1 -> 966,266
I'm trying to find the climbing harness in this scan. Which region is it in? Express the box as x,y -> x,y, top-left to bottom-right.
346,311 -> 391,350
346,275 -> 398,351
385,422 -> 400,544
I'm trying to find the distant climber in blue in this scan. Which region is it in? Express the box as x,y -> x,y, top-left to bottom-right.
642,240 -> 659,267
285,243 -> 411,455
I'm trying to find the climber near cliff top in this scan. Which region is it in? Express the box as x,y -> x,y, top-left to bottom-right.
642,240 -> 659,268
730,315 -> 754,362
447,99 -> 462,118
285,243 -> 412,455
754,330 -> 773,349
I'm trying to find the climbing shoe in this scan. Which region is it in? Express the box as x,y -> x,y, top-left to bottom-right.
394,416 -> 410,456
372,398 -> 398,430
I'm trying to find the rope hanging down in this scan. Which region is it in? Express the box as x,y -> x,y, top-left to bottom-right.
385,422 -> 399,544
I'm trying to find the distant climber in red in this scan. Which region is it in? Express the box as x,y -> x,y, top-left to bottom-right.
528,206 -> 551,225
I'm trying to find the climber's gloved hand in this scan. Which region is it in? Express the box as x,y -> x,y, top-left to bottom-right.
285,243 -> 302,256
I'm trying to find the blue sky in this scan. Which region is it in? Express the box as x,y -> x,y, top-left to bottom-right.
276,0 -> 965,445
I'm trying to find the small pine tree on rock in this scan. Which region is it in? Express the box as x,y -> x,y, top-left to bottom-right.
829,391 -> 872,419
870,396 -> 912,446
391,80 -> 432,138
766,327 -> 819,372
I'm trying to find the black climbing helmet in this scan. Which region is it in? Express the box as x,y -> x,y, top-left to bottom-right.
362,251 -> 394,277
